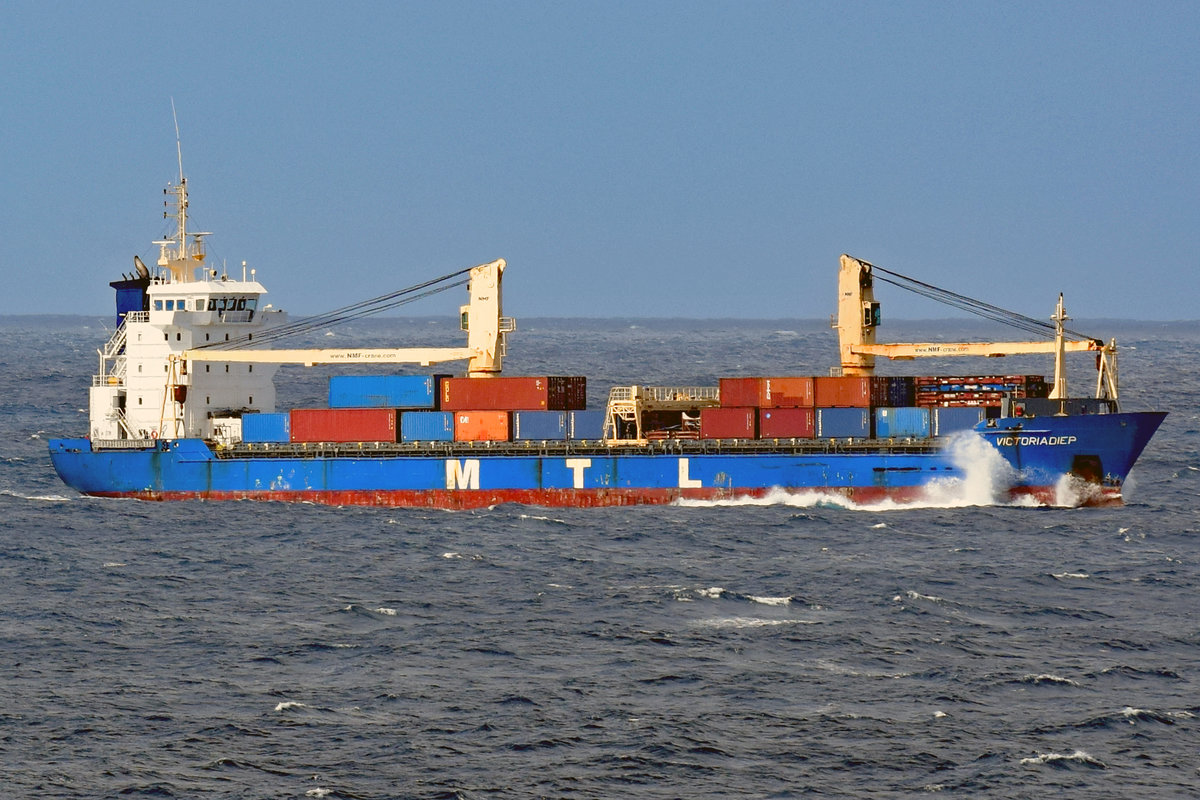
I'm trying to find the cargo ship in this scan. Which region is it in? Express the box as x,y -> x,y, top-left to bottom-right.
48,173 -> 1165,508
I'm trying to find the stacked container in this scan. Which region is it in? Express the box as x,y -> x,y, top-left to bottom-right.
875,406 -> 931,438
441,376 -> 586,411
758,407 -> 814,438
328,375 -> 438,409
814,376 -> 891,408
400,411 -> 455,442
290,408 -> 398,443
914,375 -> 1047,408
513,411 -> 568,441
931,406 -> 987,435
719,377 -> 814,408
242,412 -> 291,443
699,407 -> 757,439
453,411 -> 511,441
816,407 -> 872,438
567,410 -> 606,440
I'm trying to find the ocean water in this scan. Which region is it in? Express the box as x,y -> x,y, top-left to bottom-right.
3,315 -> 1200,799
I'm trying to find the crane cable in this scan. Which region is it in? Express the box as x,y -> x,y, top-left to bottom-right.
195,266 -> 474,351
865,261 -> 1101,343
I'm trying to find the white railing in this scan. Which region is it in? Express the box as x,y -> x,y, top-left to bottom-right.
641,386 -> 720,402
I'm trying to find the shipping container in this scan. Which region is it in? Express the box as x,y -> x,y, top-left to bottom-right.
441,376 -> 586,411
453,410 -> 511,441
513,410 -> 567,441
399,410 -> 455,442
718,377 -> 762,408
886,376 -> 916,407
241,412 -> 291,443
719,376 -> 815,408
329,375 -> 437,409
1013,397 -> 1116,417
931,406 -> 986,436
874,406 -> 931,438
700,407 -> 757,439
762,377 -> 815,408
568,410 -> 607,440
758,407 -> 815,438
290,408 -> 397,443
816,407 -> 872,438
813,376 -> 889,408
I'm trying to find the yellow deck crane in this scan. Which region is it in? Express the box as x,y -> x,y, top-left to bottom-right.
181,258 -> 514,375
834,254 -> 1119,403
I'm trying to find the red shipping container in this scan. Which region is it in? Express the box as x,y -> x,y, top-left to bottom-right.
719,377 -> 763,408
290,408 -> 397,443
761,377 -> 814,408
453,410 -> 511,441
758,407 -> 815,438
700,407 -> 757,439
719,376 -> 815,408
814,376 -> 889,408
441,376 -> 586,411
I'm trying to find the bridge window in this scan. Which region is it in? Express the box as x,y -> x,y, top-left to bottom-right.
165,300 -> 174,311
154,300 -> 163,311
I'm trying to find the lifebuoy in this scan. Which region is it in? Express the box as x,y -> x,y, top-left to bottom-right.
151,430 -> 158,440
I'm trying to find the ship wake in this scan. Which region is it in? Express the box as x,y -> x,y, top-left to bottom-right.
677,433 -> 1054,511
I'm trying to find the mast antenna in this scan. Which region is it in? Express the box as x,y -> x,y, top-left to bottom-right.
171,97 -> 184,183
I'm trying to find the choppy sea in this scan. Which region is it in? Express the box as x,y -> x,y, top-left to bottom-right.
3,315 -> 1200,799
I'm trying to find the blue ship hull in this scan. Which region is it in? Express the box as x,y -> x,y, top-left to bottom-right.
48,411 -> 1165,508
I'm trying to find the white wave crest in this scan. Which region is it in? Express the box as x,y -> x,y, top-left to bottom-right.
1052,572 -> 1090,580
1,490 -> 74,502
274,701 -> 306,712
747,595 -> 792,606
696,616 -> 817,629
375,607 -> 397,616
1020,750 -> 1105,768
1022,673 -> 1080,686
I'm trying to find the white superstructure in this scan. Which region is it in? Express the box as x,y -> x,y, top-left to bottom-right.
88,173 -> 514,446
90,178 -> 287,442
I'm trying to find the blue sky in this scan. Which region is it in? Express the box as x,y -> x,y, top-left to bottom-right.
2,2 -> 1197,322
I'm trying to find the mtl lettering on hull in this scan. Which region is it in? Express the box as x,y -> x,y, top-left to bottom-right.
564,458 -> 591,489
678,458 -> 702,488
441,457 -> 706,490
446,459 -> 480,490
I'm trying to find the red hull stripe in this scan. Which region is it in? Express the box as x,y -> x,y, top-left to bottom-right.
86,484 -> 1124,509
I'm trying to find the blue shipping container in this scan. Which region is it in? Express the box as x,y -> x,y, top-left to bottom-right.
568,410 -> 607,440
932,406 -> 986,436
816,407 -> 872,438
513,411 -> 567,441
329,375 -> 437,409
875,407 -> 931,438
400,411 -> 455,442
241,412 -> 291,443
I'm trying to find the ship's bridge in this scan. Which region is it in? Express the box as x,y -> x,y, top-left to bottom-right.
145,279 -> 268,325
